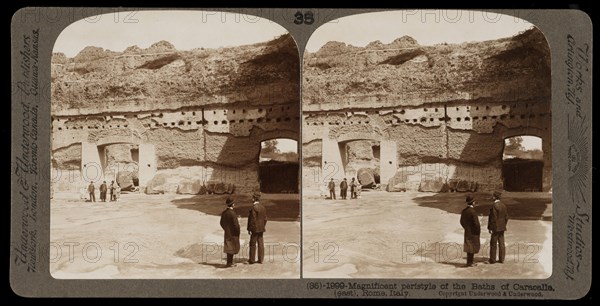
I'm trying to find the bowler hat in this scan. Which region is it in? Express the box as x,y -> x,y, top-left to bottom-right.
252,192 -> 261,200
466,195 -> 475,205
493,191 -> 502,198
225,197 -> 235,206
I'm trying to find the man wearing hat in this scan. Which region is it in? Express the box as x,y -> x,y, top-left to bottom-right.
328,178 -> 336,200
340,178 -> 348,200
99,181 -> 107,202
220,197 -> 241,267
247,192 -> 267,264
460,195 -> 481,267
488,191 -> 509,264
87,181 -> 96,202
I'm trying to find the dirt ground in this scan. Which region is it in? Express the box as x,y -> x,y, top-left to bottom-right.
302,190 -> 552,279
50,193 -> 300,279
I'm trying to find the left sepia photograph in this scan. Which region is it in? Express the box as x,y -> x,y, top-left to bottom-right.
50,10 -> 300,279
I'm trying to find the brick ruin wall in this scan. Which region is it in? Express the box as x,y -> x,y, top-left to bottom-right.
302,28 -> 551,192
51,34 -> 299,194
51,105 -> 299,193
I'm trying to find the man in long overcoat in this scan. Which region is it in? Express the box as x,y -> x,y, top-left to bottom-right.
220,197 -> 241,267
328,178 -> 336,200
350,178 -> 357,199
247,192 -> 267,264
340,178 -> 348,199
87,181 -> 96,202
488,191 -> 509,264
99,181 -> 107,202
460,194 -> 481,267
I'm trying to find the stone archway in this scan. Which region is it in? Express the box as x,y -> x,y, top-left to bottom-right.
502,135 -> 544,192
81,138 -> 156,189
258,138 -> 299,193
500,127 -> 551,192
321,135 -> 397,187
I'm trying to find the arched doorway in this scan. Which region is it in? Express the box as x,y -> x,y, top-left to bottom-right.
97,142 -> 140,191
339,139 -> 381,188
502,136 -> 543,192
259,138 -> 299,193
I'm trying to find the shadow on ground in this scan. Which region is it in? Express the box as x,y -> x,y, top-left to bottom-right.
440,256 -> 491,268
197,257 -> 250,268
414,192 -> 551,220
172,194 -> 299,221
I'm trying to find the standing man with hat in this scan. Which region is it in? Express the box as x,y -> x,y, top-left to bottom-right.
87,181 -> 96,202
460,194 -> 481,267
220,197 -> 241,267
340,178 -> 348,200
328,178 -> 336,200
488,191 -> 509,264
247,192 -> 267,264
99,181 -> 108,202
109,181 -> 115,201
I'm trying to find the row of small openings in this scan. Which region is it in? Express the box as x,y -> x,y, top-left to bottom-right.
382,113 -> 546,124
397,107 -> 471,114
154,116 -> 297,127
471,113 -> 540,121
158,120 -> 207,127
392,113 -> 548,122
305,120 -> 370,125
421,108 -> 441,112
389,105 -> 539,114
473,104 -> 533,111
180,111 -> 197,116
56,124 -> 128,130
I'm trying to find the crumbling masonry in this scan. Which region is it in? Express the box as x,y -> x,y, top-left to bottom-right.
51,34 -> 299,194
302,28 -> 551,192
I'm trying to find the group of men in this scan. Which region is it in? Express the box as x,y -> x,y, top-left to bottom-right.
327,177 -> 361,200
219,192 -> 268,268
460,191 -> 509,267
86,181 -> 120,202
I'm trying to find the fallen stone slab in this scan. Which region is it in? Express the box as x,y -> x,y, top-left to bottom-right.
357,168 -> 375,188
176,179 -> 202,194
145,173 -> 167,194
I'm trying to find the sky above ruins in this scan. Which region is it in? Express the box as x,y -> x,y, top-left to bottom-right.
511,136 -> 542,151
271,139 -> 298,153
305,10 -> 535,52
53,10 -> 288,57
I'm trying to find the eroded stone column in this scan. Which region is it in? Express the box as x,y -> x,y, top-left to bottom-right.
322,137 -> 344,182
81,142 -> 103,183
138,143 -> 157,189
380,140 -> 397,187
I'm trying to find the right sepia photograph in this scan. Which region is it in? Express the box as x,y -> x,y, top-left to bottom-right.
301,10 -> 552,278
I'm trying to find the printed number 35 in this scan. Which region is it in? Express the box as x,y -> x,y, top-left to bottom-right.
294,11 -> 314,25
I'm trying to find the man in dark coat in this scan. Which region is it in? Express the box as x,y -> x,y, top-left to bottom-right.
99,181 -> 107,202
340,178 -> 348,199
109,181 -> 116,201
350,178 -> 357,199
87,181 -> 96,202
460,195 -> 481,267
247,192 -> 267,264
488,191 -> 509,264
328,178 -> 336,200
220,197 -> 240,267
